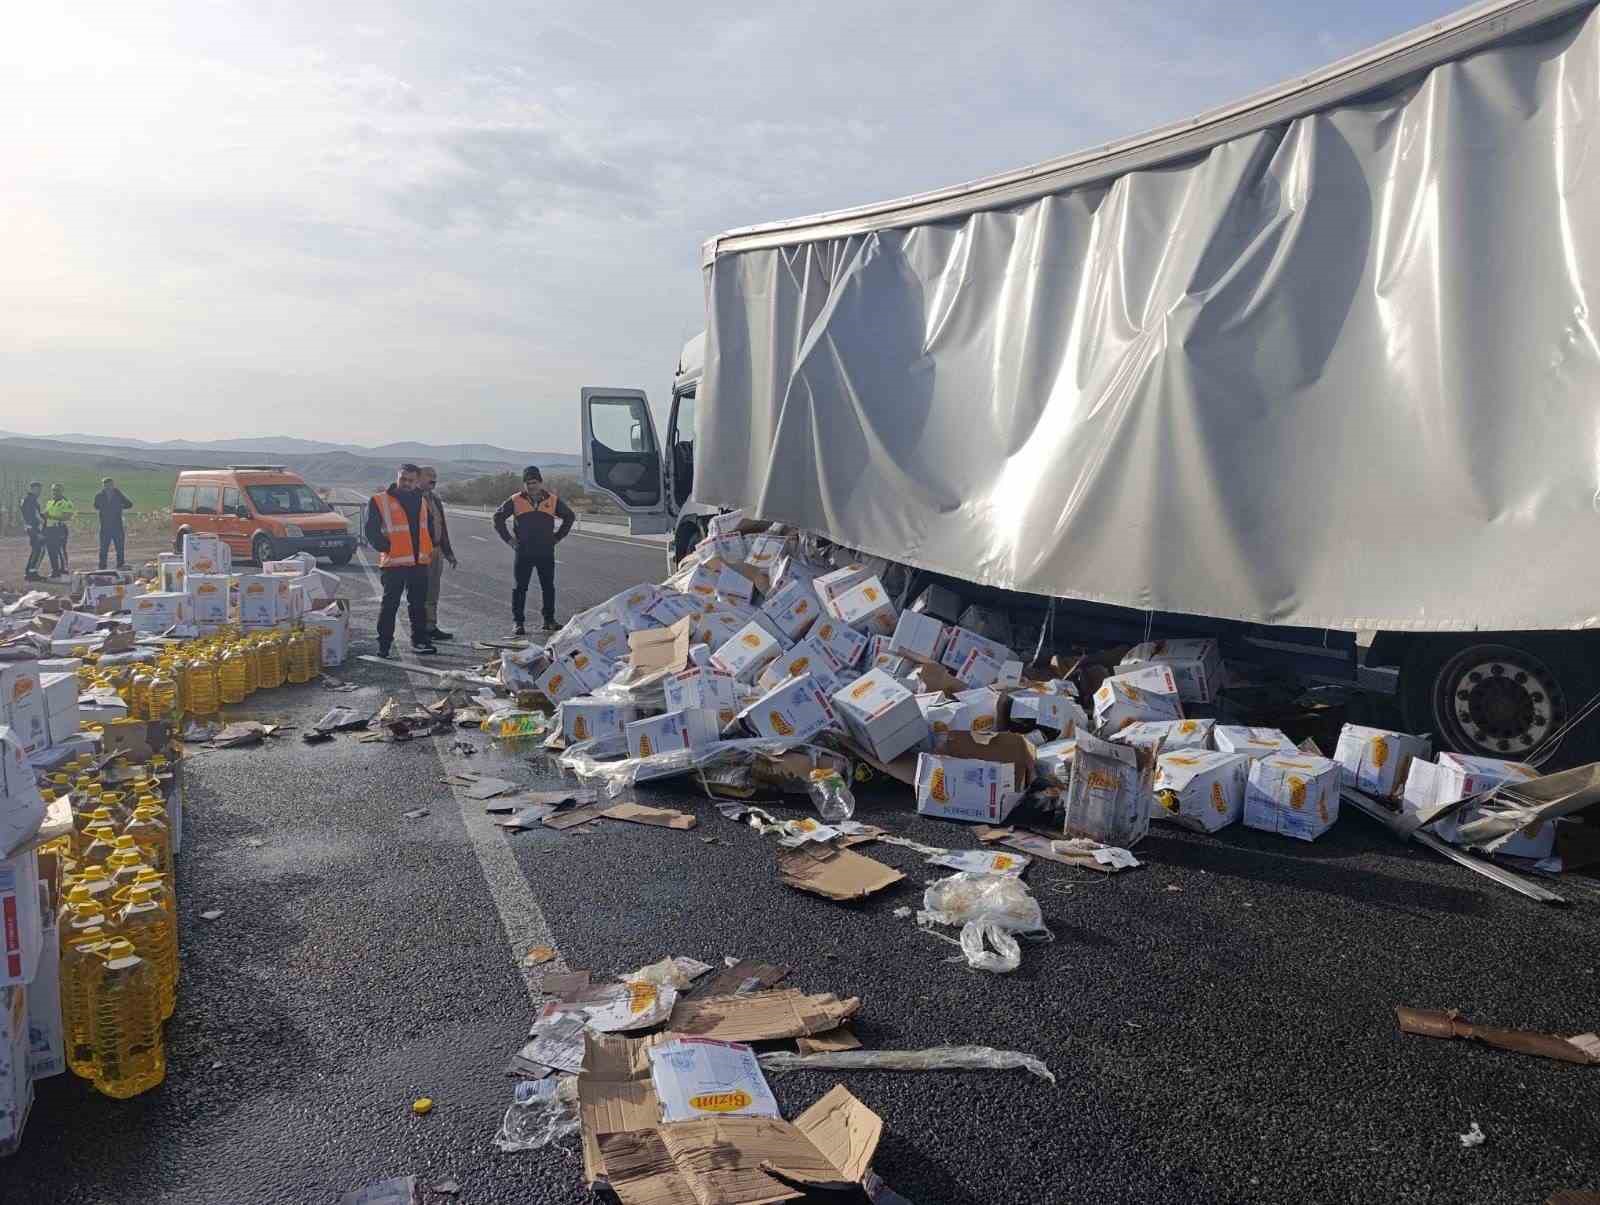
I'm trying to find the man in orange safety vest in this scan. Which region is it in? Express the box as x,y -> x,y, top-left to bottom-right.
363,463 -> 440,657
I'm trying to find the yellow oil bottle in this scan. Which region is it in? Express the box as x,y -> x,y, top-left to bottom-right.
63,863 -> 113,905
129,672 -> 151,721
61,918 -> 116,1080
241,641 -> 260,695
124,806 -> 172,887
99,791 -> 131,829
185,658 -> 220,716
218,645 -> 248,704
112,869 -> 173,917
87,937 -> 166,1098
116,885 -> 176,1021
81,824 -> 120,867
255,637 -> 285,690
147,671 -> 178,722
285,630 -> 316,683
105,846 -> 151,893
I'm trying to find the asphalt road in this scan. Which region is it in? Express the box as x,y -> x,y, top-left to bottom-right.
9,523 -> 1600,1205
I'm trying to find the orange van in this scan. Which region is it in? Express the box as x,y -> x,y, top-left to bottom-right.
171,466 -> 357,565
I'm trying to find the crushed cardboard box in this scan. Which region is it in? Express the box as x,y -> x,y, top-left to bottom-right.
668,989 -> 861,1043
777,845 -> 905,902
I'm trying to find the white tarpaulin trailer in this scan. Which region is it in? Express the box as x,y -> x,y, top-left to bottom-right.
694,0 -> 1600,635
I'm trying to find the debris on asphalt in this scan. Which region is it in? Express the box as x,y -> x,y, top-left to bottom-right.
428,1181 -> 460,1198
758,1045 -> 1056,1082
495,805 -> 557,830
600,801 -> 697,830
796,1025 -> 862,1053
493,1076 -> 579,1152
690,959 -> 790,998
403,808 -> 430,820
1395,1007 -> 1600,1065
539,970 -> 591,1001
522,946 -> 557,968
200,909 -> 224,921
411,1097 -> 434,1115
1459,1121 -> 1487,1148
778,845 -> 905,901
623,956 -> 714,990
668,987 -> 860,1042
648,1036 -> 781,1121
339,1176 -> 420,1205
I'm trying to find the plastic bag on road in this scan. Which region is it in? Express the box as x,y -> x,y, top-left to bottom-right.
920,872 -> 1045,933
493,1076 -> 580,1152
758,1045 -> 1055,1083
958,921 -> 1021,973
560,737 -> 834,798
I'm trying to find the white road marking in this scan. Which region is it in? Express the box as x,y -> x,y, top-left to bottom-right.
471,534 -> 489,542
352,551 -> 564,999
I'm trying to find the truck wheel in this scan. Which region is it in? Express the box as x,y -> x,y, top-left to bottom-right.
1400,634 -> 1597,766
252,534 -> 275,566
672,518 -> 706,572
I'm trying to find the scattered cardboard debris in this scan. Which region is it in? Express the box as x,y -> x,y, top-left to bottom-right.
796,1026 -> 862,1055
777,846 -> 905,902
461,775 -> 520,800
668,989 -> 861,1043
1459,1121 -> 1486,1148
403,808 -> 430,820
1395,1007 -> 1600,1065
603,802 -> 698,830
523,946 -> 558,968
691,960 -> 790,999
545,802 -> 614,831
540,970 -> 592,1001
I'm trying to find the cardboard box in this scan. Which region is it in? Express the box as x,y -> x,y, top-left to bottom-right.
940,627 -> 1013,674
867,634 -> 915,683
0,985 -> 30,1157
642,592 -> 702,628
237,575 -> 289,626
130,591 -> 193,635
743,531 -> 792,572
38,674 -> 78,749
1117,638 -> 1227,703
1008,690 -> 1087,736
711,621 -> 787,684
693,607 -> 750,651
182,532 -> 227,575
561,699 -> 640,745
1333,724 -> 1431,799
955,648 -> 1006,689
535,658 -> 586,705
663,666 -> 739,730
560,647 -> 612,693
809,617 -> 869,670
647,1037 -> 781,1123
696,530 -> 746,566
186,574 -> 231,625
295,568 -> 340,606
738,674 -> 837,742
0,846 -> 42,987
0,670 -> 46,762
1112,718 -> 1212,751
1401,753 -> 1543,847
831,669 -> 930,763
910,583 -> 964,623
286,580 -> 313,619
682,562 -> 720,602
915,745 -> 1030,824
263,554 -> 316,575
26,879 -> 62,1079
707,509 -> 746,538
80,583 -> 128,612
157,555 -> 187,593
889,611 -> 948,662
813,564 -> 873,608
756,638 -> 841,697
1036,738 -> 1077,787
1064,731 -> 1158,846
759,580 -> 822,644
625,617 -> 693,678
1092,664 -> 1183,735
1154,750 -> 1249,833
625,709 -> 723,758
827,577 -> 897,635
714,565 -> 756,605
301,605 -> 348,667
1214,726 -> 1299,760
951,687 -> 1003,736
51,612 -> 99,641
1245,754 -> 1341,842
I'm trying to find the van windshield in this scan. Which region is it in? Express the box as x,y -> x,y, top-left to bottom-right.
247,484 -> 327,515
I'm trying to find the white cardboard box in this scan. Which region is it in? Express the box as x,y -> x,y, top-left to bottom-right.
295,568 -> 340,606
743,531 -> 792,572
0,846 -> 42,987
738,673 -> 837,742
1214,726 -> 1300,760
951,687 -> 1004,736
827,577 -> 898,635
813,564 -> 873,608
560,699 -> 640,744
186,574 -> 232,625
714,566 -> 756,605
0,984 -> 31,1156
1245,754 -> 1341,842
1113,718 -> 1213,751
534,659 -> 586,705
647,1036 -> 780,1124
643,592 -> 703,628
940,627 -> 1013,674
263,554 -> 316,575
915,752 -> 1025,823
578,620 -> 630,667
560,646 -> 612,693
1154,750 -> 1249,833
1401,753 -> 1543,848
1036,738 -> 1078,787
664,666 -> 740,730
693,608 -> 749,651
890,611 -> 947,661
182,532 -> 227,575
38,674 -> 78,749
1092,665 -> 1183,736
696,531 -> 747,566
1008,691 -> 1087,736
1116,638 -> 1227,704
831,669 -> 930,763
711,621 -> 788,684
157,556 -> 187,593
759,580 -> 822,644
238,575 -> 290,626
1333,724 -> 1431,799
809,618 -> 869,670
1064,731 -> 1157,847
302,606 -> 349,667
26,880 -> 62,1079
131,591 -> 194,635
756,638 -> 841,697
625,708 -> 723,758
955,649 -> 1006,689
683,562 -> 719,603
0,669 -> 47,761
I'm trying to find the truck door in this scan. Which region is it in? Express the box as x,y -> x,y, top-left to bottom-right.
579,387 -> 670,535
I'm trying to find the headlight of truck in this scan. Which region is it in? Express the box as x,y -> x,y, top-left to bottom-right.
284,524 -> 304,537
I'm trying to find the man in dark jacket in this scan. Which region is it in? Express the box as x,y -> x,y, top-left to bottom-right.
418,466 -> 458,642
21,482 -> 46,581
93,477 -> 134,569
492,466 -> 576,636
363,463 -> 439,657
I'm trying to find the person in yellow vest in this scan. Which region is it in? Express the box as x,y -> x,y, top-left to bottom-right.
363,463 -> 439,657
492,465 -> 575,636
42,483 -> 75,578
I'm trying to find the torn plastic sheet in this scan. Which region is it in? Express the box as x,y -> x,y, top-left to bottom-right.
919,872 -> 1046,934
560,737 -> 837,798
622,956 -> 715,990
494,1076 -> 580,1152
758,1046 -> 1055,1083
958,922 -> 1022,973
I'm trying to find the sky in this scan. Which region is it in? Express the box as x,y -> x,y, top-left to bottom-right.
0,0 -> 1462,453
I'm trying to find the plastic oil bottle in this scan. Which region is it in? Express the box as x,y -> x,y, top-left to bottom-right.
147,669 -> 179,722
124,805 -> 172,888
81,823 -> 120,868
255,636 -> 285,690
185,656 -> 220,716
241,640 -> 260,695
285,629 -> 316,684
116,885 -> 176,1021
61,900 -> 118,1079
218,644 -> 248,704
105,843 -> 152,893
87,937 -> 166,1098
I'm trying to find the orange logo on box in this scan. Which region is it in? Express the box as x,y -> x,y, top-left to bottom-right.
1167,755 -> 1198,766
850,680 -> 872,700
928,766 -> 949,801
689,1090 -> 752,1114
1317,793 -> 1330,823
572,715 -> 590,740
1085,769 -> 1119,792
788,657 -> 810,676
1211,782 -> 1228,814
863,587 -> 880,602
638,734 -> 653,757
818,623 -> 834,639
972,715 -> 994,732
626,982 -> 658,1013
198,584 -> 218,594
1287,776 -> 1308,810
546,674 -> 564,693
794,600 -> 809,615
1179,721 -> 1197,735
12,679 -> 34,702
573,654 -> 589,669
992,855 -> 1016,871
769,711 -> 794,736
1369,735 -> 1390,769
1124,685 -> 1143,702
741,633 -> 762,649
247,583 -> 263,594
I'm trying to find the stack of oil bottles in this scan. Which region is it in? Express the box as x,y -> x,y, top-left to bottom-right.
29,622 -> 325,1100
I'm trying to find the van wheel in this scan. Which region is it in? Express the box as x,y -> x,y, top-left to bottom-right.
329,550 -> 353,567
251,535 -> 275,565
1400,634 -> 1599,767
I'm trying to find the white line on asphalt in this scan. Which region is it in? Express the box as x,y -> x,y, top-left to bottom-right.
353,551 -> 564,999
471,535 -> 488,542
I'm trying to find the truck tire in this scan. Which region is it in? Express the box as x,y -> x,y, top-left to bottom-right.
252,534 -> 275,566
672,517 -> 707,572
1400,634 -> 1599,767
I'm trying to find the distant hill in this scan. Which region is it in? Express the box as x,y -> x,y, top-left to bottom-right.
39,432 -> 577,465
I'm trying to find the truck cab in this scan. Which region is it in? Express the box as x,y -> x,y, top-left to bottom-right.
580,333 -> 718,566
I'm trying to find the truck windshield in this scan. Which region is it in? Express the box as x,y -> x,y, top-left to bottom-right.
247,484 -> 327,515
